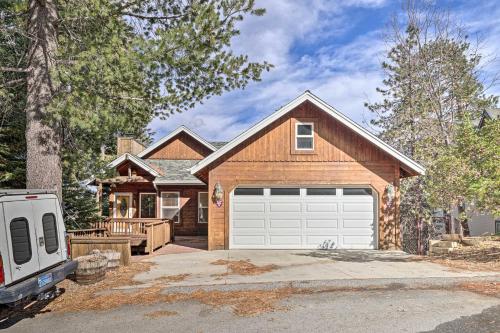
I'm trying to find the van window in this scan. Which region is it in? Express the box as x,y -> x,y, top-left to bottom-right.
10,218 -> 32,265
42,213 -> 59,254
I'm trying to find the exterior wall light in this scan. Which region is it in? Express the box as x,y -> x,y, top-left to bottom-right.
213,182 -> 224,208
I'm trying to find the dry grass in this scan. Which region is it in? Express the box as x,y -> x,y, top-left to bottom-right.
189,287 -> 304,316
144,310 -> 178,318
45,261 -> 157,312
211,259 -> 278,276
42,258 -> 291,317
157,274 -> 191,283
428,240 -> 500,272
458,281 -> 500,297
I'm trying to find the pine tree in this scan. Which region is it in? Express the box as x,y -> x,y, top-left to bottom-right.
62,176 -> 100,230
366,1 -> 497,250
0,0 -> 272,198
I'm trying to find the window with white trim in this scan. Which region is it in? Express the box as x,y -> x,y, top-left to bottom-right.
198,192 -> 208,223
161,192 -> 180,223
295,122 -> 314,150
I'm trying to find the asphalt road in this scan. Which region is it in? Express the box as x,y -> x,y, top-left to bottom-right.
2,288 -> 499,333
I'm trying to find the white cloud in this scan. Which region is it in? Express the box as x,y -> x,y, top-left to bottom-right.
152,0 -> 500,143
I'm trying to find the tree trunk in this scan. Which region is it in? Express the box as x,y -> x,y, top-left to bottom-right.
25,0 -> 62,199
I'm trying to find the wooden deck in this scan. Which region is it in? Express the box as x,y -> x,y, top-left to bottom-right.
69,218 -> 172,256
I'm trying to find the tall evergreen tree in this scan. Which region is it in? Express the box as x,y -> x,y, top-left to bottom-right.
366,1 -> 497,249
0,0 -> 27,188
0,0 -> 271,198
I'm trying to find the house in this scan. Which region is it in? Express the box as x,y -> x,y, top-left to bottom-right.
98,91 -> 426,250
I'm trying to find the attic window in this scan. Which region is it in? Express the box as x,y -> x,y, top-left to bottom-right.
295,122 -> 314,150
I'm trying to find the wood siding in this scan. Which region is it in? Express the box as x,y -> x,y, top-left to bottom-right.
205,101 -> 401,250
117,137 -> 146,155
143,132 -> 213,160
225,101 -> 390,163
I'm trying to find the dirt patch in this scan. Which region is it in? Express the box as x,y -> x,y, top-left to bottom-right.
157,274 -> 191,283
458,281 -> 500,297
429,258 -> 500,272
211,259 -> 278,276
190,287 -> 304,316
427,242 -> 500,272
45,261 -> 157,312
144,310 -> 178,318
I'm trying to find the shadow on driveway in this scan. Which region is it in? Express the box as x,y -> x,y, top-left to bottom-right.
293,250 -> 419,263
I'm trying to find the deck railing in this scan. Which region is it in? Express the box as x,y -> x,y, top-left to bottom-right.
91,218 -> 172,253
67,228 -> 108,238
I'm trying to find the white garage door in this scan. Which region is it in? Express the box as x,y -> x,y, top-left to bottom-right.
230,187 -> 376,249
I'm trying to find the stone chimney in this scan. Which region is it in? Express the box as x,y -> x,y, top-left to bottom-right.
117,136 -> 146,155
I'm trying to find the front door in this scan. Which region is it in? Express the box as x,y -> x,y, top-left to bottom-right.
114,193 -> 132,218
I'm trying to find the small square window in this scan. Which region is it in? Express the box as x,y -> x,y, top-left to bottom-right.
234,188 -> 264,196
270,188 -> 300,195
296,122 -> 314,150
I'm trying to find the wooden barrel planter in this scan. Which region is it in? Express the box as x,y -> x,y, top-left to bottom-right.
101,250 -> 121,269
75,253 -> 108,285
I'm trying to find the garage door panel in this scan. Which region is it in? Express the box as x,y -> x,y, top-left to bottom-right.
233,235 -> 266,246
343,219 -> 373,228
233,203 -> 265,212
306,203 -> 338,212
269,235 -> 301,246
305,236 -> 339,249
343,203 -> 373,212
305,219 -> 338,228
270,203 -> 301,212
343,211 -> 373,219
232,219 -> 266,228
269,219 -> 301,228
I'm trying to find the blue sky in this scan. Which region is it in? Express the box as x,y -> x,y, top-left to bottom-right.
149,0 -> 500,142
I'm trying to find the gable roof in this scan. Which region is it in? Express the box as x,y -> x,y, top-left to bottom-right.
137,125 -> 217,158
108,153 -> 162,177
190,91 -> 426,176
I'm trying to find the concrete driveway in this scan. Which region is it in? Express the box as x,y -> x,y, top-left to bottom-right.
133,249 -> 498,287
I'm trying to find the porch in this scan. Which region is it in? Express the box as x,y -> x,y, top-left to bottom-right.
96,176 -> 209,237
68,218 -> 173,262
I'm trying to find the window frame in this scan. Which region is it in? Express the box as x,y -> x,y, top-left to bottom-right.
139,192 -> 157,218
10,217 -> 32,265
295,122 -> 314,151
42,213 -> 59,254
343,188 -> 373,196
270,188 -> 301,196
198,192 -> 209,224
234,188 -> 264,196
306,188 -> 337,196
160,191 -> 181,224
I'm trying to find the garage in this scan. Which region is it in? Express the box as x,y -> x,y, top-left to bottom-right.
230,187 -> 377,249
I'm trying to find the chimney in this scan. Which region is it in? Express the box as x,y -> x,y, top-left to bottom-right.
117,137 -> 146,155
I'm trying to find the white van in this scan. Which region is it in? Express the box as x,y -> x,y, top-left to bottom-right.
0,190 -> 77,305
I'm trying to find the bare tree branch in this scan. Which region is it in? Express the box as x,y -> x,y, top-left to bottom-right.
0,66 -> 30,73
